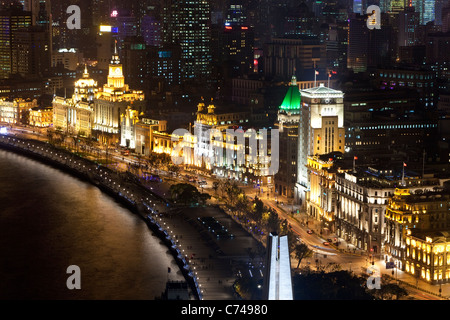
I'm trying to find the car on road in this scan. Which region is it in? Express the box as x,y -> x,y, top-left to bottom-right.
323,242 -> 330,246
307,229 -> 313,234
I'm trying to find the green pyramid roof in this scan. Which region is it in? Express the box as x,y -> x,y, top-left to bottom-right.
279,76 -> 301,113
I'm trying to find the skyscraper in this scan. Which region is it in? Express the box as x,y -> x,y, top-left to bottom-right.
0,6 -> 32,78
162,0 -> 212,84
295,84 -> 345,204
347,13 -> 368,73
413,0 -> 436,25
398,6 -> 420,47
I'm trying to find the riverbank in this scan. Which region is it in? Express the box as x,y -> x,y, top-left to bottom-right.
0,134 -> 205,299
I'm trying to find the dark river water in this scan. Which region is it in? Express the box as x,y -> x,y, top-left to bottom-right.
0,149 -> 184,299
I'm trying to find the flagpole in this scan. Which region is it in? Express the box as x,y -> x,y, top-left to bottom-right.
314,70 -> 317,87
402,163 -> 405,186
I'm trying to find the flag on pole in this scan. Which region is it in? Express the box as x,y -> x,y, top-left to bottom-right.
315,70 -> 319,75
403,162 -> 407,167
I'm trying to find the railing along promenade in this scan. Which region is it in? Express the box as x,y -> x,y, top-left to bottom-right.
0,134 -> 202,300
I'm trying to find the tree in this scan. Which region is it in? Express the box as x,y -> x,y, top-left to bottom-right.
169,183 -> 200,205
235,193 -> 249,218
199,192 -> 211,205
292,270 -> 374,300
267,209 -> 280,233
293,243 -> 313,269
251,197 -> 265,223
212,181 -> 219,195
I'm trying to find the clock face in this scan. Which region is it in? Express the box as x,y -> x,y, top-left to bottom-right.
115,67 -> 121,74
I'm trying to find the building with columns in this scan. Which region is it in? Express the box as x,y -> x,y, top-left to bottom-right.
52,66 -> 96,137
385,187 -> 450,271
93,42 -> 145,144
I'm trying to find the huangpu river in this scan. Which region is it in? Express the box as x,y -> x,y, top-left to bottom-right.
0,149 -> 184,299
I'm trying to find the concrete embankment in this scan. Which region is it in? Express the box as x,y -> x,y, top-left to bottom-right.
0,134 -> 202,300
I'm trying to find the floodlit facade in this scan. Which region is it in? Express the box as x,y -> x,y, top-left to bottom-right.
295,84 -> 345,205
93,43 -> 145,143
405,230 -> 450,284
306,153 -> 343,234
385,188 -> 450,270
52,66 -> 97,137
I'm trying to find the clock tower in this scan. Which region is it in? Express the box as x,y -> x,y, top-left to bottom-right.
107,40 -> 125,88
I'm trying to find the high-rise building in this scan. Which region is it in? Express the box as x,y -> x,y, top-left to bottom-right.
214,24 -> 254,77
274,76 -> 301,198
162,0 -> 212,84
347,13 -> 368,73
12,25 -> 50,77
398,6 -> 420,47
295,84 -> 345,204
264,37 -> 326,82
0,7 -> 32,78
443,3 -> 450,32
413,0 -> 436,25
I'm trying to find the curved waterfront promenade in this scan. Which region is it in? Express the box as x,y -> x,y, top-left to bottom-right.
0,134 -> 207,299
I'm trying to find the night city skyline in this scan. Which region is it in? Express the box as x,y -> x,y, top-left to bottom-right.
0,0 -> 450,306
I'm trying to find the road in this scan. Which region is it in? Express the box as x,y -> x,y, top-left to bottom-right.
3,124 -> 448,300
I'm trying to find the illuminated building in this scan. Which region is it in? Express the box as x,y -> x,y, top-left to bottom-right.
306,153 -> 343,233
0,98 -> 37,124
274,76 -> 301,198
52,66 -> 96,137
0,100 -> 17,123
385,188 -> 450,270
162,0 -> 212,83
93,43 -> 145,143
295,84 -> 345,205
347,13 -> 368,73
29,105 -> 52,127
193,100 -> 274,184
120,106 -> 140,149
336,169 -> 442,255
135,118 -> 168,156
0,7 -> 32,78
375,67 -> 437,108
343,88 -> 438,155
405,229 -> 450,284
217,25 -> 254,76
413,0 -> 436,25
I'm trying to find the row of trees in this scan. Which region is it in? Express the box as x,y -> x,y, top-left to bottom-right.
212,178 -> 313,266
